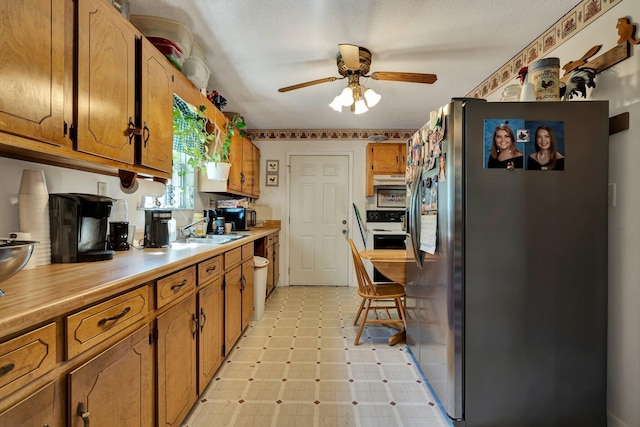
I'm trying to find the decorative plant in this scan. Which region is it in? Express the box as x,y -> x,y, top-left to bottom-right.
172,102 -> 246,175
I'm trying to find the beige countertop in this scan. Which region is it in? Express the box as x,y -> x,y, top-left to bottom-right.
0,227 -> 279,339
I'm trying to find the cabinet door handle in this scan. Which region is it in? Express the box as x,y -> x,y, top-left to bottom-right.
240,276 -> 245,291
97,306 -> 131,327
170,279 -> 188,291
77,402 -> 90,427
0,363 -> 15,377
191,313 -> 198,338
206,265 -> 217,273
200,308 -> 207,331
142,122 -> 150,146
126,117 -> 141,144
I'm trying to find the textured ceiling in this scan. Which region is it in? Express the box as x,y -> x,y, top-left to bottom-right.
129,0 -> 581,131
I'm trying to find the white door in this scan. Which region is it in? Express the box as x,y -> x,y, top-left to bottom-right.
289,155 -> 350,285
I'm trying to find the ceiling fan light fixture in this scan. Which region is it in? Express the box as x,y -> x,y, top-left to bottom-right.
329,96 -> 343,112
339,87 -> 355,106
353,98 -> 368,114
363,87 -> 381,107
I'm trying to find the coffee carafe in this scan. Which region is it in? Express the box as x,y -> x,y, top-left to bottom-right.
49,194 -> 115,263
215,216 -> 225,234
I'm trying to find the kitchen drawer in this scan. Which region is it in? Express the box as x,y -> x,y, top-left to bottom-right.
156,266 -> 196,309
198,255 -> 222,287
0,323 -> 57,397
266,233 -> 274,246
241,242 -> 253,261
224,247 -> 242,270
66,286 -> 149,358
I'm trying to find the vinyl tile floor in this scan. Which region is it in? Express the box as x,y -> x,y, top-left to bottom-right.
182,286 -> 452,427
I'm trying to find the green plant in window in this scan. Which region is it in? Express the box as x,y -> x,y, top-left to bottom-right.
172,105 -> 246,174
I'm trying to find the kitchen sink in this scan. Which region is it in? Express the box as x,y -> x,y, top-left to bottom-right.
171,234 -> 249,248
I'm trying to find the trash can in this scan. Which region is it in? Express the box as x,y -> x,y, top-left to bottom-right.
252,256 -> 269,321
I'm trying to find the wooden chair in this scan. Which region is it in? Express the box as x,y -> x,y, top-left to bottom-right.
348,239 -> 407,345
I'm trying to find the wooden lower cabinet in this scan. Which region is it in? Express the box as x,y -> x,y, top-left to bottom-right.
68,325 -> 152,427
0,381 -> 60,427
224,264 -> 243,355
156,295 -> 198,427
273,241 -> 280,290
241,257 -> 254,329
197,277 -> 224,394
256,232 -> 280,296
266,244 -> 274,295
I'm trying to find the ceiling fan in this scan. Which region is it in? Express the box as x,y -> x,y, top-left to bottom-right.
278,44 -> 437,113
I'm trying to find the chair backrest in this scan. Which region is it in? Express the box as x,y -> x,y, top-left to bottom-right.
348,239 -> 376,296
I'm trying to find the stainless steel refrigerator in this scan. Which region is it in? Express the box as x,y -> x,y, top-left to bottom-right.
405,99 -> 608,426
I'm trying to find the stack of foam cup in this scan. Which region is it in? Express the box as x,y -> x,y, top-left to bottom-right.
18,169 -> 51,267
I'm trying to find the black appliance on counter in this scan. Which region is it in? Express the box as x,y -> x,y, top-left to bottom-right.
217,208 -> 256,231
49,193 -> 115,263
144,210 -> 172,248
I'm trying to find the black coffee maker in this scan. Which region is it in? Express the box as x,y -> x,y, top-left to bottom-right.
49,193 -> 115,263
144,210 -> 172,248
203,209 -> 226,234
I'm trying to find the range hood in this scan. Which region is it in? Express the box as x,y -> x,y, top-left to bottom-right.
372,174 -> 405,187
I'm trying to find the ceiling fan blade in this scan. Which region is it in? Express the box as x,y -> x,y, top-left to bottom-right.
278,77 -> 339,92
369,71 -> 437,84
339,44 -> 361,69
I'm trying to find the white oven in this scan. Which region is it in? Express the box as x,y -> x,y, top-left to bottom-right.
365,210 -> 406,283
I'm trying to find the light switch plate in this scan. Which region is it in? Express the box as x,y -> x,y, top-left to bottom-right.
97,181 -> 107,196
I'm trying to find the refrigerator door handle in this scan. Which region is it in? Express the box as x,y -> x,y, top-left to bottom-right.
408,167 -> 423,268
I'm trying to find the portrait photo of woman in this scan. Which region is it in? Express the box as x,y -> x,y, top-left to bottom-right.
487,123 -> 524,170
527,125 -> 565,170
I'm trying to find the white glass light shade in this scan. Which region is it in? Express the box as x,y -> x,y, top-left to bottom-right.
363,88 -> 381,107
338,87 -> 355,106
329,96 -> 343,112
353,99 -> 369,114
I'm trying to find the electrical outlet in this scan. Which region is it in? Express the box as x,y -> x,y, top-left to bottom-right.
97,181 -> 107,196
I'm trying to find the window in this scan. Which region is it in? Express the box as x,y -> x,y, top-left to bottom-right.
167,95 -> 199,210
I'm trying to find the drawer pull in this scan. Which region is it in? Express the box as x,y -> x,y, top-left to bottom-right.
206,265 -> 217,273
77,402 -> 90,427
97,306 -> 131,327
170,279 -> 188,291
0,363 -> 15,377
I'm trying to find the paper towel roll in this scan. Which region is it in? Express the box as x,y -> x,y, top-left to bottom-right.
144,180 -> 166,197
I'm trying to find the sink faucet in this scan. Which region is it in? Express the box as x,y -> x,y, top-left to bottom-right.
179,217 -> 209,238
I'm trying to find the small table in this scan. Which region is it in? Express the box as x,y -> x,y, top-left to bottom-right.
359,249 -> 416,345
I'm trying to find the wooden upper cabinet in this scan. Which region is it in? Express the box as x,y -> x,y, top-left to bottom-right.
368,143 -> 405,174
252,143 -> 261,198
227,136 -> 260,197
0,0 -> 71,147
366,142 -> 406,196
241,137 -> 254,194
75,0 -> 136,164
137,36 -> 174,174
227,131 -> 244,193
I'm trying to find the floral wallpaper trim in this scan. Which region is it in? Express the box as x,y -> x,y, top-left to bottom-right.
466,0 -> 623,99
247,129 -> 414,142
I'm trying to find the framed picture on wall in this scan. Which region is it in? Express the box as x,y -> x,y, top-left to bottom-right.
266,174 -> 279,186
267,160 -> 279,173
